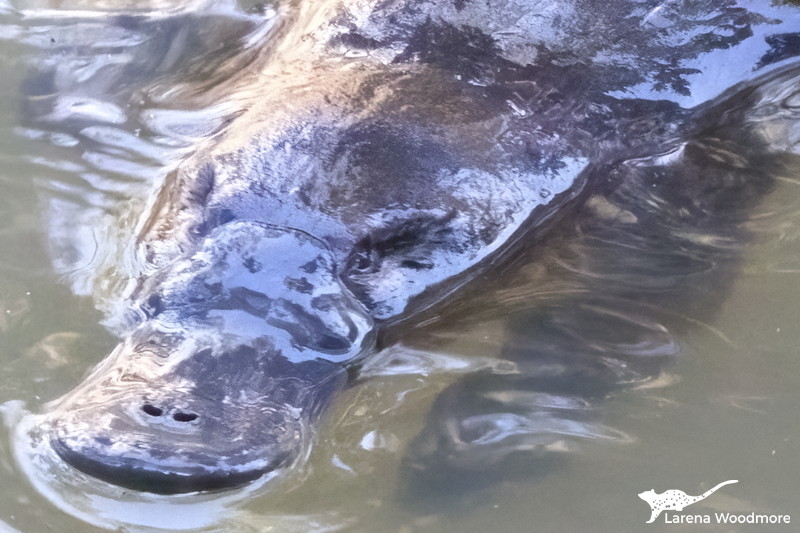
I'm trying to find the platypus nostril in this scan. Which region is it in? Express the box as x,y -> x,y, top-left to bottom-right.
50,395 -> 305,493
141,404 -> 163,417
173,411 -> 199,422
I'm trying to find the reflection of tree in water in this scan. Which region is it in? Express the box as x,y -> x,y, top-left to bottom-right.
759,32 -> 800,68
390,0 -> 778,96
764,1 -> 800,68
378,0 -> 791,175
388,0 -> 786,178
567,0 -> 775,95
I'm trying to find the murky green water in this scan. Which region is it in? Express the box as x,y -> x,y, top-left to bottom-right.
0,1 -> 799,532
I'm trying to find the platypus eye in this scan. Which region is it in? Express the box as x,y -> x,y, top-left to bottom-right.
347,248 -> 378,274
141,293 -> 163,318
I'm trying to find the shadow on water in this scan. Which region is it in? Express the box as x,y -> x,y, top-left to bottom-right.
0,0 -> 799,532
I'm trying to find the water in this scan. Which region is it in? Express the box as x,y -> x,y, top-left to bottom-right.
0,0 -> 799,532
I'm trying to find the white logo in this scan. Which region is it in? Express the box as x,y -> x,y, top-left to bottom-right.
638,480 -> 738,523
637,480 -> 793,526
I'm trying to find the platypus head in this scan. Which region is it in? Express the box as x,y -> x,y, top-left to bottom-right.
47,223 -> 372,493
